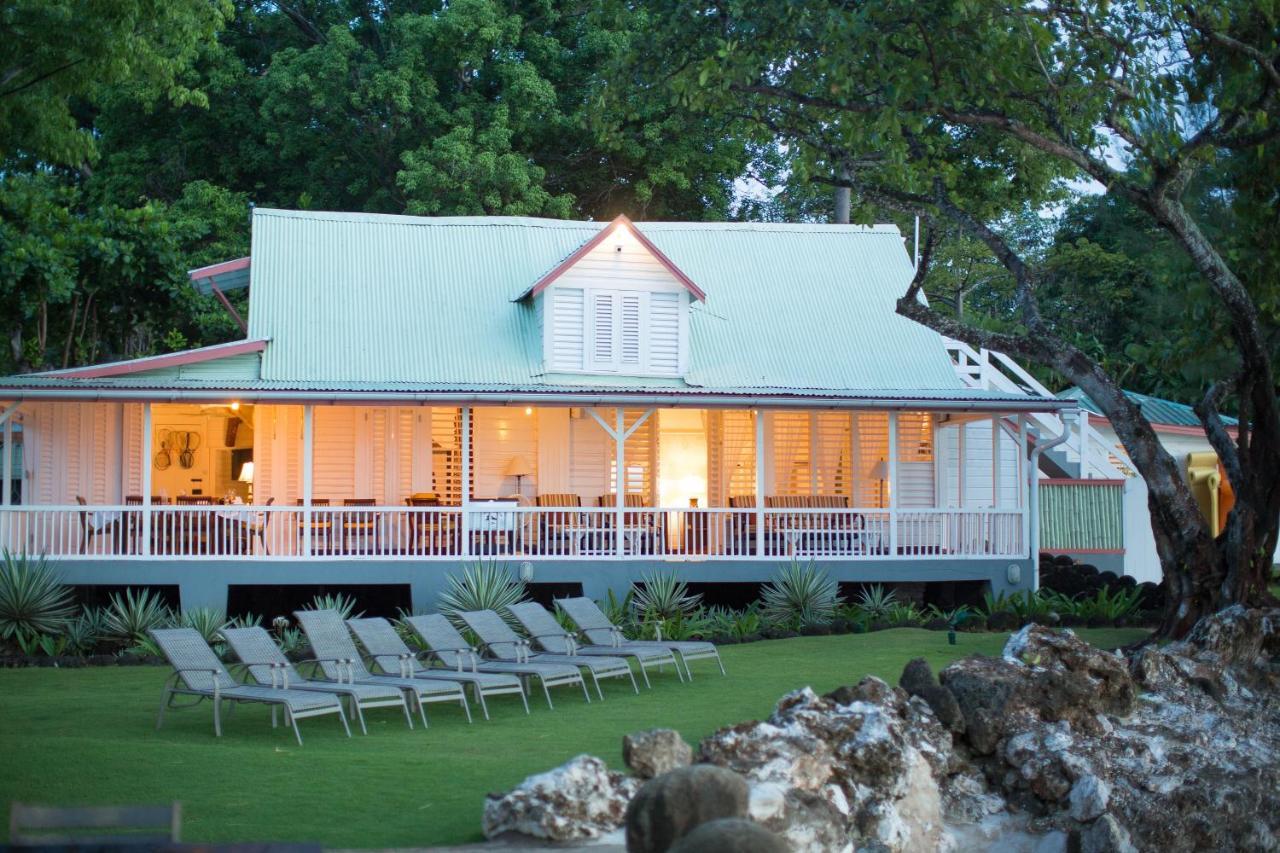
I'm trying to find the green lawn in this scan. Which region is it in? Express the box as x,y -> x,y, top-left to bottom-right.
0,628 -> 1145,848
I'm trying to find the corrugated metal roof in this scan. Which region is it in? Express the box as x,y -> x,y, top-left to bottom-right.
247,209 -> 960,392
1060,387 -> 1237,427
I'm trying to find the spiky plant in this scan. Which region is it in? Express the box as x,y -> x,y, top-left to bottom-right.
631,570 -> 702,621
760,560 -> 843,628
181,607 -> 229,645
104,588 -> 174,644
0,552 -> 75,641
63,608 -> 108,655
303,593 -> 362,620
436,561 -> 527,627
854,583 -> 898,621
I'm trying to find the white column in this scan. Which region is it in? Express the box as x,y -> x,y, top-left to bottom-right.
991,415 -> 1002,508
754,410 -> 765,556
616,408 -> 625,557
302,404 -> 314,557
887,412 -> 899,556
1017,415 -> 1030,556
141,403 -> 152,556
1078,411 -> 1090,477
460,406 -> 471,558
2,415 -> 12,507
956,421 -> 967,506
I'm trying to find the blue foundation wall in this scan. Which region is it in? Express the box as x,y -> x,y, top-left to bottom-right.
50,557 -> 1034,612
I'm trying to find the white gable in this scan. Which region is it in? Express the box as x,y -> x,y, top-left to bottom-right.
541,223 -> 689,377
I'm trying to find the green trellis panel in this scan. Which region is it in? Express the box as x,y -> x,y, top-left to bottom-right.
1040,482 -> 1124,550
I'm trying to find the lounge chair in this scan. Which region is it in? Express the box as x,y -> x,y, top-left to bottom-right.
148,627 -> 350,745
457,609 -> 637,700
556,596 -> 725,679
345,617 -> 528,719
221,626 -> 412,733
507,601 -> 680,688
404,613 -> 590,709
293,609 -> 471,727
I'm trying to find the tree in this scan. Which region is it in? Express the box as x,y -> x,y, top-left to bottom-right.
0,0 -> 229,165
641,0 -> 1280,637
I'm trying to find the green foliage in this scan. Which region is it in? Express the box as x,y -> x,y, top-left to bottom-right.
598,589 -> 634,634
63,608 -> 108,655
884,602 -> 923,628
0,552 -> 75,641
303,593 -> 362,621
705,603 -> 763,641
180,607 -> 229,645
853,584 -> 898,622
925,604 -> 972,627
103,588 -> 174,644
759,560 -> 843,629
436,561 -> 527,626
0,0 -> 230,164
631,571 -> 702,622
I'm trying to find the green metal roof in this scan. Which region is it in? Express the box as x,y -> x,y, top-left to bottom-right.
1060,387 -> 1237,427
247,209 -> 961,393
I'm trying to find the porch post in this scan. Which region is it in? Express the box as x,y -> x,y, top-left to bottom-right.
754,410 -> 765,556
1078,411 -> 1090,477
887,412 -> 899,556
460,406 -> 471,559
141,403 -> 152,556
1017,415 -> 1030,556
2,414 -> 12,506
991,416 -> 1002,507
615,408 -> 625,557
302,404 -> 314,557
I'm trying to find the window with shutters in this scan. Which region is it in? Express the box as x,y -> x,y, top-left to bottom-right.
545,285 -> 686,377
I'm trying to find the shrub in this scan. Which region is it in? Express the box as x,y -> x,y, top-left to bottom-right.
63,608 -> 108,655
180,607 -> 229,645
0,552 -> 75,641
853,584 -> 898,621
760,560 -> 842,629
884,601 -> 923,627
104,588 -> 173,645
631,571 -> 702,622
304,593 -> 363,620
436,561 -> 527,627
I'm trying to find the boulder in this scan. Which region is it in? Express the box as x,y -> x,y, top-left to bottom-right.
623,728 -> 693,779
624,764 -> 749,853
898,657 -> 935,694
1068,774 -> 1110,822
482,754 -> 639,841
667,818 -> 789,853
1080,814 -> 1136,853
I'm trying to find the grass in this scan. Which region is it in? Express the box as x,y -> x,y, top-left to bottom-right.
0,627 -> 1145,848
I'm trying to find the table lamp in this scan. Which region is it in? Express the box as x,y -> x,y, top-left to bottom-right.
504,455 -> 532,498
238,460 -> 255,504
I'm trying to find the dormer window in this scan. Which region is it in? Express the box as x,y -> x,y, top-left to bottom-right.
525,216 -> 702,379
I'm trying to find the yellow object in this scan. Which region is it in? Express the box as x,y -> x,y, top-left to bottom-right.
1186,452 -> 1234,536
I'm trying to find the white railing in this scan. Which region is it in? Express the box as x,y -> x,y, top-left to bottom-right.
0,504 -> 1026,561
945,338 -> 1132,479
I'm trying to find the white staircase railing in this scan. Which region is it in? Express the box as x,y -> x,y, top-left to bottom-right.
945,338 -> 1131,479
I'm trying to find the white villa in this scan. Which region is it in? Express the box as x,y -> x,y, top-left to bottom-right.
0,210 -> 1076,612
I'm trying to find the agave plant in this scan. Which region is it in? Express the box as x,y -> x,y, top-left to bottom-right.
104,588 -> 174,644
303,593 -> 362,619
1075,586 -> 1142,621
180,607 -> 229,645
0,551 -> 75,640
853,583 -> 898,621
63,607 -> 108,655
436,561 -> 527,626
760,560 -> 842,628
631,570 -> 702,621
925,604 -> 972,627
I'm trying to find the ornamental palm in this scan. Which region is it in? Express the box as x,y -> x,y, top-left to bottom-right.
761,560 -> 842,628
436,561 -> 528,627
0,551 -> 75,640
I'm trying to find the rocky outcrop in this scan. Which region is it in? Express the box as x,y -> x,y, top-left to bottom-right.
622,728 -> 692,779
667,817 -> 787,853
481,607 -> 1280,852
624,765 -> 749,853
480,754 -> 639,842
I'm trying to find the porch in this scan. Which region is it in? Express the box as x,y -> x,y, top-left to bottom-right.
0,402 -> 1031,562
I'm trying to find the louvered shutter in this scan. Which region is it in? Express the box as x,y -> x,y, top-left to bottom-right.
588,291 -> 616,370
620,293 -> 642,368
550,288 -> 585,371
649,292 -> 680,374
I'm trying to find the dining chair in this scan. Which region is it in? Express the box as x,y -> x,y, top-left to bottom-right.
295,498 -> 332,554
341,498 -> 378,554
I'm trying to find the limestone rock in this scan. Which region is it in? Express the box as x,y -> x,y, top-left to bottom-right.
667,817 -> 788,853
623,728 -> 693,779
481,754 -> 639,841
899,656 -> 936,694
1080,814 -> 1136,853
624,764 -> 749,853
1068,775 -> 1110,822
